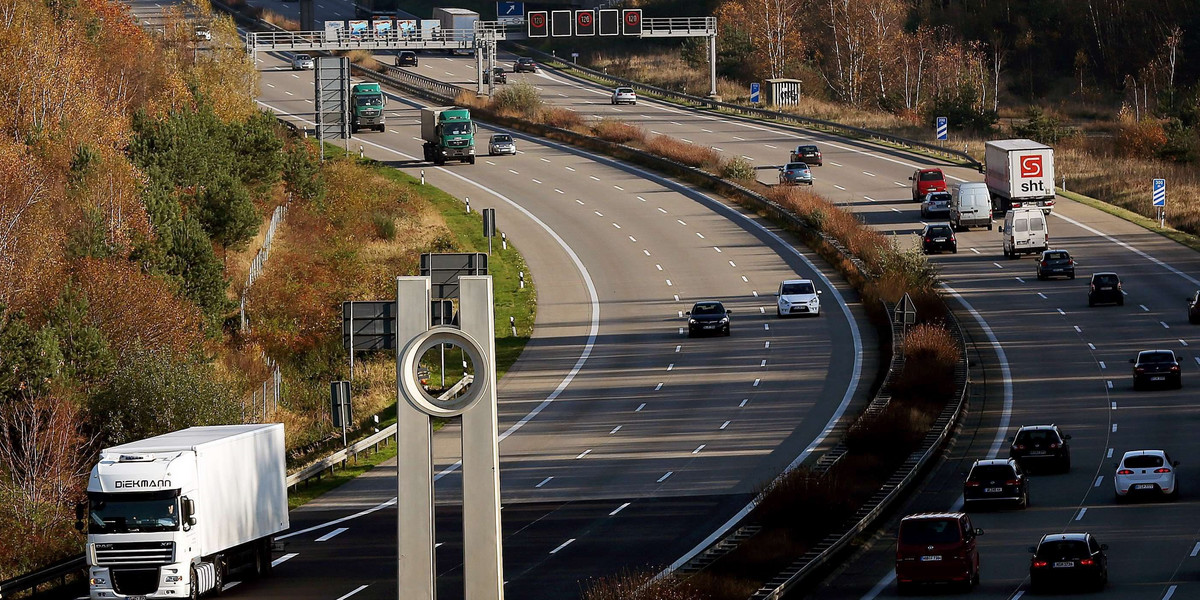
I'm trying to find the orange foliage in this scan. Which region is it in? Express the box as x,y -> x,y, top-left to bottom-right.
0,138 -> 68,314
1115,119 -> 1168,158
73,258 -> 205,356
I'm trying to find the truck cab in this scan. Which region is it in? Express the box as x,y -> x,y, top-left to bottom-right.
350,83 -> 386,133
421,106 -> 477,165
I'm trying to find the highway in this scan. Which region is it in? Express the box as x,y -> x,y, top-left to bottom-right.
239,22 -> 871,600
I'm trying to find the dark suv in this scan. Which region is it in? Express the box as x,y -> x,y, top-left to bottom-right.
1029,533 -> 1108,593
513,57 -> 537,72
1009,425 -> 1071,472
1088,272 -> 1123,306
921,224 -> 957,254
1131,349 -> 1182,390
963,458 -> 1028,510
1036,249 -> 1075,280
396,51 -> 418,67
1187,290 -> 1200,324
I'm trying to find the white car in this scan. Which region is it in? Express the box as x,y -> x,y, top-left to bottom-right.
1114,450 -> 1179,501
291,54 -> 315,70
488,133 -> 516,156
920,191 -> 951,218
611,87 -> 637,105
777,279 -> 821,317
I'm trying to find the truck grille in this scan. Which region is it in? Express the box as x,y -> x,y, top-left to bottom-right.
112,567 -> 161,595
448,139 -> 467,147
95,541 -> 175,566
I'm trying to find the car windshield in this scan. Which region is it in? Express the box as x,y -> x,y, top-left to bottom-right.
1124,454 -> 1165,468
617,88 -> 633,94
691,303 -> 725,315
1045,251 -> 1069,260
786,163 -> 807,170
900,519 -> 960,545
1016,430 -> 1059,444
88,491 -> 180,534
781,282 -> 815,295
919,171 -> 944,181
969,465 -> 1015,480
296,55 -> 310,61
444,122 -> 471,135
1139,352 -> 1174,363
799,145 -> 818,152
1037,540 -> 1089,559
355,95 -> 382,107
491,135 -> 511,143
518,58 -> 533,64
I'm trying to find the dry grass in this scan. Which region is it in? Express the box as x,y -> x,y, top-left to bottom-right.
904,322 -> 960,366
588,49 -> 745,100
539,106 -> 584,130
645,134 -> 722,170
259,8 -> 299,31
592,118 -> 646,144
580,569 -> 710,600
341,49 -> 381,71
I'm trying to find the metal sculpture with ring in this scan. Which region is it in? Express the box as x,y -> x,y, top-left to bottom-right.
399,327 -> 489,417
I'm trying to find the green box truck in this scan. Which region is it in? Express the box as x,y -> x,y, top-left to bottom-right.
421,106 -> 477,165
350,83 -> 386,133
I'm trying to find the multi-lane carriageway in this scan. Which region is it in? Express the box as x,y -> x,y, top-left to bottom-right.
189,0 -> 1200,597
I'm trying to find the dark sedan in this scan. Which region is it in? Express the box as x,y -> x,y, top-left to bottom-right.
1036,249 -> 1075,280
1188,290 -> 1200,324
686,301 -> 731,337
513,57 -> 537,72
1131,349 -> 1182,390
790,144 -> 822,166
1029,533 -> 1108,593
1009,424 -> 1071,472
921,224 -> 957,254
483,67 -> 507,84
396,51 -> 418,67
963,458 -> 1028,509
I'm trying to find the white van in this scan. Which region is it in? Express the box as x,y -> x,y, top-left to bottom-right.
999,207 -> 1048,258
950,182 -> 993,231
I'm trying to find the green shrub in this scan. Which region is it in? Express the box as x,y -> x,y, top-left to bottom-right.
372,211 -> 396,240
491,81 -> 542,118
1011,106 -> 1075,145
283,140 -> 325,202
721,156 -> 755,181
195,174 -> 259,249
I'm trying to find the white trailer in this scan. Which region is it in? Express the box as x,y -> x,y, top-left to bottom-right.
985,138 -> 1056,213
432,7 -> 478,55
84,424 -> 289,599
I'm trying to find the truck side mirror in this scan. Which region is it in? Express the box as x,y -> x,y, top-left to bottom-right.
998,226 -> 1005,233
908,176 -> 914,181
183,497 -> 197,526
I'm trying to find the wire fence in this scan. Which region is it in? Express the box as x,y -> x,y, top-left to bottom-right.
248,352 -> 282,424
241,202 -> 289,332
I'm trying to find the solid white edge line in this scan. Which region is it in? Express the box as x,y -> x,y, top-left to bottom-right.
271,552 -> 299,567
335,585 -> 369,600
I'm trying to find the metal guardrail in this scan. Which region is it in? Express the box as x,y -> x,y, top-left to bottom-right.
641,17 -> 716,37
248,29 -> 478,52
0,554 -> 86,599
509,43 -> 982,171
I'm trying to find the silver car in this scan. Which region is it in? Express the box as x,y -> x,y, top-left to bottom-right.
611,87 -> 637,105
1114,450 -> 1179,501
778,162 -> 813,186
291,54 -> 314,70
488,133 -> 516,156
921,191 -> 951,218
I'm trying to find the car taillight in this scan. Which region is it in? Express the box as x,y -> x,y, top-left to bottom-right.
1014,444 -> 1026,450
925,237 -> 932,242
1079,559 -> 1094,566
1069,260 -> 1075,265
1171,365 -> 1180,371
965,481 -> 980,487
1155,467 -> 1172,473
1005,480 -> 1020,485
1135,368 -> 1145,373
1041,261 -> 1048,266
1090,284 -> 1096,291
1033,560 -> 1048,568
950,236 -> 956,242
1117,282 -> 1123,290
1049,443 -> 1059,448
1117,469 -> 1134,475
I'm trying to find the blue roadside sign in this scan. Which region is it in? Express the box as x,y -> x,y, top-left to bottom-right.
750,82 -> 760,103
1153,178 -> 1166,207
936,116 -> 948,141
497,1 -> 524,24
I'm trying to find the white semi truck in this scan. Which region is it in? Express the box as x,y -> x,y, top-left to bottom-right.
82,424 -> 289,599
985,138 -> 1056,214
433,7 -> 478,55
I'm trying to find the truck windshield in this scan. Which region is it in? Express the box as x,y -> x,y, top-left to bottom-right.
89,491 -> 180,534
355,95 -> 383,107
443,122 -> 471,135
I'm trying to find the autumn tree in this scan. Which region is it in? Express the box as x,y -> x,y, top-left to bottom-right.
714,0 -> 808,80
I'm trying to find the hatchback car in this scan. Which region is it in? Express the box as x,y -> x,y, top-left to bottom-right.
789,144 -> 822,166
921,224 -> 957,254
487,133 -> 516,156
894,512 -> 982,593
963,458 -> 1028,509
1029,533 -> 1108,592
1036,249 -> 1075,280
1187,290 -> 1200,324
611,87 -> 637,105
291,54 -> 315,70
513,57 -> 537,72
920,191 -> 951,218
686,301 -> 730,337
910,168 -> 947,201
1088,272 -> 1123,306
1009,424 -> 1071,472
1131,349 -> 1182,389
776,279 -> 821,317
396,51 -> 418,67
1114,449 -> 1179,501
483,67 -> 507,84
778,162 -> 813,186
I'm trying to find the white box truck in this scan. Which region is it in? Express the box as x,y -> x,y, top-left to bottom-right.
985,138 -> 1056,214
433,7 -> 478,55
83,424 -> 289,600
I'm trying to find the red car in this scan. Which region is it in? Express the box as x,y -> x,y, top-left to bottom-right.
910,168 -> 947,201
895,512 -> 983,593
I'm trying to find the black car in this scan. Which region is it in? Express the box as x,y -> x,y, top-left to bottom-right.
396,51 -> 418,67
921,224 -> 957,254
1009,425 -> 1071,472
1088,272 -> 1123,306
483,67 -> 507,84
1029,533 -> 1108,593
963,458 -> 1028,510
1131,349 -> 1182,390
1036,249 -> 1075,280
686,301 -> 731,337
514,57 -> 537,73
790,144 -> 822,166
1188,290 -> 1200,324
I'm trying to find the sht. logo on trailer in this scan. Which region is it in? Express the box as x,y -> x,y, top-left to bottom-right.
1020,154 -> 1043,178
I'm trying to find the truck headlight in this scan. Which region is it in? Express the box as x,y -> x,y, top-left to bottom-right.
91,577 -> 107,585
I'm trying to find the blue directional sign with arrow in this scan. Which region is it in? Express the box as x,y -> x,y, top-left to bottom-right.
497,2 -> 524,24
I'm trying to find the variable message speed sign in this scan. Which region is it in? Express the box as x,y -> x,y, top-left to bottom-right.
575,9 -> 595,36
551,10 -> 571,37
598,9 -> 619,35
622,9 -> 642,35
527,10 -> 547,37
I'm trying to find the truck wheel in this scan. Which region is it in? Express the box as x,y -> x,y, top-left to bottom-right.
378,125 -> 385,133
189,566 -> 201,600
212,558 -> 225,596
468,156 -> 476,165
